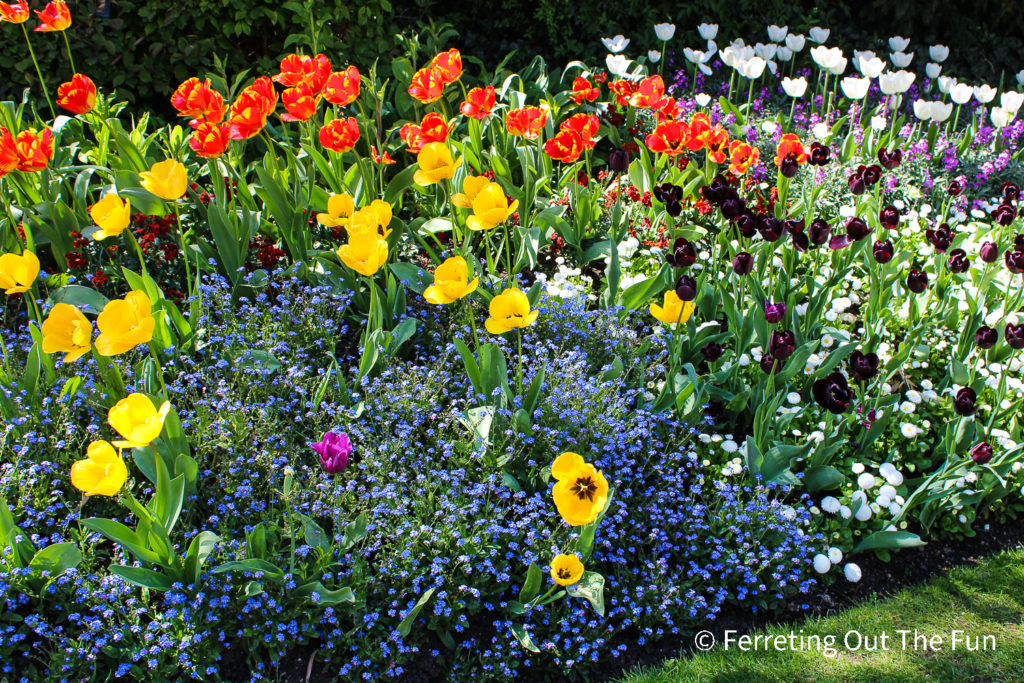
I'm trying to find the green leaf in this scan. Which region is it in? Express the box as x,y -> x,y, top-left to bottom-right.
46,285 -> 110,314
519,563 -> 543,604
802,465 -> 844,492
233,349 -> 283,373
213,558 -> 284,580
566,571 -> 605,617
390,262 -> 432,295
397,587 -> 436,637
111,565 -> 174,591
852,530 -> 926,555
28,542 -> 82,581
81,518 -> 163,565
295,580 -> 356,605
510,623 -> 541,652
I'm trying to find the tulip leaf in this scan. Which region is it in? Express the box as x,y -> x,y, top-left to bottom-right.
295,513 -> 331,552
184,531 -> 221,586
519,563 -> 543,604
233,349 -> 283,374
341,512 -> 368,551
214,559 -> 284,580
510,623 -> 541,653
567,571 -> 605,617
46,285 -> 110,314
28,542 -> 82,578
295,581 -> 355,606
851,530 -> 926,555
397,586 -> 436,637
802,465 -> 844,492
81,518 -> 163,566
111,565 -> 174,591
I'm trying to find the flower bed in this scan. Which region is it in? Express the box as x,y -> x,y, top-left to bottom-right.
2,5 -> 1024,681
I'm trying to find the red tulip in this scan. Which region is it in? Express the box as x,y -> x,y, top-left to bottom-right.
57,73 -> 96,115
319,117 -> 360,153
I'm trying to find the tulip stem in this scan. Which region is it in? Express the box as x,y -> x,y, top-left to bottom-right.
21,25 -> 56,119
465,298 -> 480,353
62,31 -> 76,75
516,328 -> 524,396
171,202 -> 194,300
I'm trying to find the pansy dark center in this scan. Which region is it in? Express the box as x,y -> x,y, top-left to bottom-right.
571,475 -> 597,501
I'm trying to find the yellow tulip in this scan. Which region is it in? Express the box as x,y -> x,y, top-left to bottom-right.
41,303 -> 93,363
466,182 -> 518,231
71,441 -> 128,497
94,290 -> 155,356
484,287 -> 537,334
337,230 -> 388,277
550,553 -> 585,586
649,289 -> 696,325
423,256 -> 479,304
317,193 -> 355,228
551,451 -> 609,527
365,199 -> 393,235
413,142 -> 460,186
89,193 -> 132,240
451,175 -> 492,209
108,393 -> 172,449
139,159 -> 187,200
0,250 -> 40,295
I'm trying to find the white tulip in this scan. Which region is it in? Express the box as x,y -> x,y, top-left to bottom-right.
930,101 -> 953,122
601,35 -> 630,53
950,82 -> 973,104
841,76 -> 870,99
648,50 -> 661,64
1018,69 -> 1024,86
879,70 -> 915,94
767,24 -> 788,42
776,46 -> 793,62
754,42 -> 778,61
813,554 -> 831,574
913,99 -> 933,120
739,56 -> 766,79
974,84 -> 997,103
785,34 -> 805,52
828,57 -> 848,76
698,23 -> 718,41
889,35 -> 910,52
871,114 -> 887,130
929,44 -> 949,62
1000,90 -> 1024,115
853,49 -> 877,63
606,54 -> 631,77
925,62 -> 942,79
808,26 -> 830,44
694,93 -> 711,107
684,47 -> 705,64
844,562 -> 863,583
782,76 -> 808,97
854,55 -> 885,78
654,23 -> 676,41
810,45 -> 844,70
812,121 -> 829,139
890,51 -> 913,68
991,106 -> 1014,128
937,76 -> 955,94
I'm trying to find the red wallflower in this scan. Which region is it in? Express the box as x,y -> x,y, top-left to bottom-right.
318,117 -> 360,153
323,66 -> 360,106
460,86 -> 495,119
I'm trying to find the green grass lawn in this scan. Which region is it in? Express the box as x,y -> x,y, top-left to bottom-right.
618,545 -> 1024,683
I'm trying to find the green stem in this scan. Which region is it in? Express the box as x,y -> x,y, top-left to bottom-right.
21,25 -> 55,118
516,328 -> 524,396
62,31 -> 76,74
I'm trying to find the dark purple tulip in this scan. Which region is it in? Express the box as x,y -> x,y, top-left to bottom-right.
926,224 -> 954,252
1016,234 -> 1024,251
907,269 -> 928,293
849,350 -> 880,381
953,387 -> 977,416
975,325 -> 998,349
1005,249 -> 1024,274
732,252 -> 754,275
736,212 -> 757,238
779,157 -> 800,178
879,205 -> 900,230
809,142 -> 831,166
791,231 -> 810,252
992,202 -> 1017,226
764,301 -> 786,324
863,164 -> 882,186
970,441 -> 993,465
702,341 -> 724,362
675,275 -> 697,301
809,218 -> 831,245
829,233 -> 853,250
846,217 -> 872,241
653,182 -> 682,204
667,237 -> 698,268
1006,323 -> 1024,349
873,239 -> 894,264
947,248 -> 970,273
783,217 -> 805,235
1002,182 -> 1020,202
847,171 -> 866,195
877,147 -> 902,170
979,241 -> 1000,263
757,214 -> 784,242
768,329 -> 797,360
701,175 -> 730,204
721,198 -> 746,220
313,431 -> 351,474
609,148 -> 630,173
760,353 -> 779,374
946,179 -> 964,196
813,372 -> 854,414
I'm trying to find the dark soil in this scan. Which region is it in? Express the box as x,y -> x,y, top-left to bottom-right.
268,517 -> 1024,683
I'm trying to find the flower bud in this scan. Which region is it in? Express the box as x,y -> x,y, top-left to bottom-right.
674,274 -> 697,301
732,252 -> 754,275
979,241 -> 1000,263
846,216 -> 872,241
969,441 -> 993,465
906,268 -> 928,293
764,301 -> 786,324
809,218 -> 831,245
873,239 -> 894,263
953,387 -> 977,416
974,325 -> 998,349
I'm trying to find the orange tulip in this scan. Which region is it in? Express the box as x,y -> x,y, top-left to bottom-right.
408,67 -> 445,104
15,129 -> 53,172
399,122 -> 426,154
431,48 -> 462,84
0,128 -> 18,179
560,113 -> 599,150
57,73 -> 97,115
281,83 -> 319,122
0,1 -> 30,23
544,129 -> 584,164
33,0 -> 69,31
323,65 -> 360,106
506,106 -> 547,140
645,120 -> 690,156
228,77 -> 277,141
569,77 -> 599,104
728,140 -> 759,176
274,53 -> 331,94
188,122 -> 231,158
657,97 -> 681,122
171,77 -> 227,128
631,75 -> 666,108
686,113 -> 711,151
370,146 -> 395,165
701,125 -> 730,164
774,133 -> 808,171
608,79 -> 637,107
460,86 -> 495,119
318,117 -> 360,153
